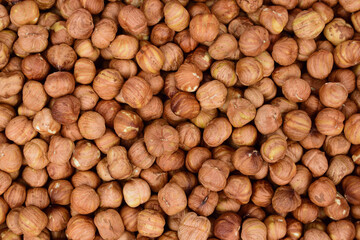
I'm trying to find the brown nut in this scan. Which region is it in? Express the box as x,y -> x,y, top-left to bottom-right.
156,149 -> 185,172
45,206 -> 70,232
137,209 -> 165,238
260,134 -> 287,163
175,63 -> 203,92
118,5 -> 149,39
140,164 -> 168,192
251,180 -> 274,207
189,13 -> 219,43
48,180 -> 73,205
334,40 -> 360,68
123,178 -> 151,207
174,29 -> 198,53
120,206 -> 140,232
136,44 -> 165,74
5,116 -> 36,145
254,104 -> 282,135
94,209 -> 125,240
241,218 -> 267,240
293,10 -> 325,39
283,110 -> 312,141
315,108 -> 345,136
23,138 -> 49,170
301,149 -> 328,177
324,18 -> 354,46
259,6 -> 288,34
323,134 -> 351,157
70,185 -> 100,215
160,43 -> 184,71
106,146 -> 132,180
25,188 -> 50,210
272,63 -> 301,87
203,117 -> 232,148
108,35 -> 139,60
209,33 -> 238,60
22,80 -> 47,112
65,215 -> 96,240
272,37 -> 298,66
77,111 -> 106,140
196,80 -> 227,110
21,54 -> 50,81
308,177 -> 337,207
93,69 -> 123,100
19,206 -> 48,237
50,20 -> 74,45
47,161 -> 74,180
113,110 -> 143,141
51,95 -> 80,125
269,156 -> 297,185
0,5 -> 9,31
46,44 -> 77,71
120,76 -> 153,109
326,155 -> 354,185
232,146 -> 263,175
141,0 -> 164,26
44,71 -> 75,98
6,207 -> 23,235
150,23 -> 175,46
171,92 -> 200,119
0,143 -> 22,174
66,8 -> 93,39
264,215 -> 287,240
272,186 -> 301,214
4,182 -> 25,209
71,140 -> 100,171
188,185 -> 217,216
236,57 -> 263,86
10,1 -> 39,27
231,125 -> 258,147
324,193 -> 350,220
176,122 -> 201,151
224,175 -> 252,204
158,182 -> 187,216
22,167 -> 48,188
213,212 -> 241,240
178,212 -> 211,240
198,159 -> 229,192
17,25 -> 48,53
73,58 -> 96,84
292,199 -> 319,224
342,175 -> 360,205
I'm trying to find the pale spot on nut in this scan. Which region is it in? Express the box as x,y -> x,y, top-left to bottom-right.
335,198 -> 341,205
73,158 -> 81,167
54,183 -> 60,189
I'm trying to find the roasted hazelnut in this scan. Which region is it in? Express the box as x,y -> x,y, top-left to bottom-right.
109,59 -> 137,79
327,220 -> 356,240
308,177 -> 336,207
175,63 -> 203,92
45,206 -> 70,232
17,25 -> 48,53
150,23 -> 175,46
23,138 -> 49,170
301,149 -> 328,177
251,180 -> 273,207
73,39 -> 100,61
46,44 -> 77,71
210,0 -> 239,24
315,108 -> 345,136
254,104 -> 282,135
44,72 -> 75,98
71,171 -> 100,189
92,69 -> 123,100
50,21 -> 74,45
259,6 -> 288,34
128,138 -> 156,169
224,175 -> 252,204
158,182 -> 187,215
178,212 -> 211,240
96,181 -> 123,208
213,212 -> 241,240
123,178 -> 151,207
343,175 -> 360,205
283,110 -> 312,141
171,92 -> 200,119
47,161 -> 74,180
3,182 -> 25,209
216,192 -> 241,214
209,33 -> 237,60
5,116 -> 36,145
272,186 -> 301,214
120,76 -> 153,109
300,95 -> 324,118
48,180 -> 73,205
25,188 -> 50,209
70,185 -> 100,215
140,0 -> 163,26
232,147 -> 263,175
271,97 -> 299,115
324,193 -> 350,220
66,215 -> 96,240
293,10 -> 325,39
22,80 -> 47,112
94,209 -> 124,240
174,30 -> 198,53
108,35 -> 139,60
326,155 -> 354,185
10,1 -> 39,27
51,95 -> 81,125
272,64 -> 301,87
260,134 -> 287,163
241,218 -> 267,240
21,54 -> 50,81
231,125 -> 258,147
137,209 -> 165,238
137,71 -> 164,95
140,164 -> 168,192
136,44 -> 165,74
113,110 -> 143,140
334,40 -> 360,68
0,142 -> 22,174
264,215 -> 287,240
66,8 -> 93,39
189,13 -> 219,43
303,228 -> 331,240
210,60 -> 237,87
106,146 -> 132,180
323,18 -> 354,47
269,156 -> 297,185
77,111 -> 105,140
236,57 -> 263,86
296,38 -> 316,61
196,80 -> 227,110
203,117 -> 232,147
160,43 -> 184,71
292,199 -> 319,224
323,134 -> 351,157
120,206 -> 140,232
311,2 -> 334,24
185,147 -> 212,173
6,207 -> 23,235
198,159 -> 229,192
253,77 -> 277,100
319,82 -> 348,108
272,37 -> 298,66
176,122 -> 201,150
190,107 -> 218,129
22,167 -> 48,188
118,5 -> 149,39
286,218 -> 303,240
156,149 -> 185,171
289,165 -> 312,195
19,206 -> 48,237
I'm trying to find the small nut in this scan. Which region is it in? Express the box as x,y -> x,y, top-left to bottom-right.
171,92 -> 200,119
25,188 -> 50,210
283,110 -> 312,141
136,44 -> 165,74
324,193 -> 350,220
5,116 -> 36,145
264,215 -> 287,240
141,0 -> 164,26
23,138 -> 49,170
224,175 -> 252,204
78,111 -> 106,140
189,13 -> 219,43
272,37 -> 298,66
175,63 -> 203,92
114,110 -> 143,140
128,138 -> 156,169
203,117 -> 232,147
214,212 -> 241,240
4,182 -> 26,209
236,57 -> 263,86
108,35 -> 139,60
272,185 -> 301,214
259,6 -> 288,34
46,44 -> 77,71
308,177 -> 337,207
21,54 -> 50,81
71,140 -> 100,171
66,8 -> 94,39
209,33 -> 238,60
254,104 -> 282,135
65,215 -> 96,240
48,180 -> 73,205
123,178 -> 151,208
178,212 -> 211,240
158,182 -> 187,216
137,209 -> 165,238
120,76 -> 153,109
10,1 -> 39,27
45,206 -> 70,232
302,149 -> 328,177
292,199 -> 319,224
315,108 -> 345,136
232,147 -> 263,175
70,185 -> 100,215
118,5 -> 149,39
241,218 -> 267,240
17,25 -> 48,53
94,209 -> 125,240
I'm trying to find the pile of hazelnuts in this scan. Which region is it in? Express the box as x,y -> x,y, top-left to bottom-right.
1,0 -> 360,239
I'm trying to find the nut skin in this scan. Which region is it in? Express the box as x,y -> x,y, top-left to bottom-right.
174,30 -> 198,53
253,77 -> 277,100
65,215 -> 96,240
175,63 -> 203,92
259,6 -> 288,34
74,39 -> 100,62
324,193 -> 350,220
71,171 -> 100,189
5,116 -> 36,145
185,147 -> 212,173
224,175 -> 252,204
141,164 -> 168,192
22,80 -> 47,112
198,159 -> 230,192
239,26 -> 270,57
48,180 -> 73,206
319,82 -> 348,108
209,33 -> 238,60
6,207 -> 23,235
269,156 -> 297,185
213,212 -> 241,240
312,2 -> 334,24
47,161 -> 74,180
272,37 -> 298,66
0,5 -> 9,31
251,180 -> 274,207
211,0 -> 239,24
196,80 -> 227,110
304,228 -> 331,240
136,44 -> 165,74
120,76 -> 153,109
203,117 -> 232,148
93,69 -> 123,100
283,110 -> 312,141
171,92 -> 200,119
50,20 -> 74,46
0,143 -> 22,174
21,54 -> 50,81
260,134 -> 287,163
158,182 -> 187,216
109,35 -> 139,60
254,104 -> 282,135
118,5 -> 149,39
293,10 -> 325,39
17,25 -> 48,53
141,0 -> 164,26
10,1 -> 39,27
272,63 -> 301,87
160,43 -> 184,71
210,60 -> 237,87
264,215 -> 287,240
216,192 -> 241,214
73,86 -> 99,111
0,104 -> 15,132
292,199 -> 319,224
241,218 -> 267,240
232,147 -> 263,175
324,134 -> 351,157
137,209 -> 165,238
0,42 -> 10,70
66,8 -> 94,39
109,59 -> 137,79
150,23 -> 175,46
46,44 -> 77,71
94,209 -> 125,240
114,110 -> 143,140
326,155 -> 354,185
315,108 -> 345,136
78,111 -> 106,140
344,114 -> 360,144
189,13 -> 219,43
0,171 -> 11,195
302,149 -> 328,177
128,138 -> 156,169
227,98 -> 255,128
51,95 -> 81,125
97,181 -> 123,208
4,182 -> 26,209
18,206 -> 48,237
164,0 -> 189,32
342,175 -> 360,205
23,138 -> 49,170
123,178 -> 151,208
25,188 -> 49,210
44,71 -> 75,98
187,185 -> 218,216
327,220 -> 356,240
324,18 -> 354,46
272,186 -> 301,214
231,125 -> 258,148
70,185 -> 100,215
308,177 -> 337,207
178,212 -> 211,240
176,122 -> 201,151
334,40 -> 360,68
22,167 -> 48,188
236,57 -> 263,86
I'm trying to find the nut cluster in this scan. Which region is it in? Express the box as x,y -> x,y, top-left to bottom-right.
1,0 -> 360,239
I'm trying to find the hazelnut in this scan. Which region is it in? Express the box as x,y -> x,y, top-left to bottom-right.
23,138 -> 49,170
70,185 -> 100,215
19,206 -> 48,237
140,164 -> 168,192
3,182 -> 25,209
158,182 -> 187,215
296,38 -> 316,61
114,110 -> 143,140
78,111 -> 106,140
352,11 -> 360,32
272,37 -> 298,66
300,95 -> 324,118
283,110 -> 312,141
128,138 -> 156,169
156,149 -> 185,171
141,0 -> 164,26
178,212 -> 211,240
232,147 -> 263,175
137,209 -> 165,238
65,215 -> 96,240
231,125 -> 258,147
160,43 -> 184,71
189,13 -> 219,43
51,95 -> 80,125
304,229 -> 331,240
293,10 -> 325,39
210,60 -> 237,87
109,35 -> 139,60
236,57 -> 263,86
292,199 -> 319,224
344,114 -> 360,144
22,167 -> 48,188
0,42 -> 10,70
138,71 -> 165,95
253,77 -> 277,100
209,33 -> 238,60
73,39 -> 100,61
22,80 -> 47,112
264,215 -> 287,240
254,104 -> 282,135
6,207 -> 23,235
224,175 -> 252,204
96,181 -> 123,208
319,82 -> 348,108
213,212 -> 241,240
0,171 -> 11,195
10,1 -> 39,26
120,206 -> 140,232
334,40 -> 360,68
5,116 -> 36,145
171,92 -> 200,119
315,108 -> 345,136
66,8 -> 93,39
312,2 -> 334,24
216,192 -> 241,214
269,156 -> 297,185
324,193 -> 350,220
302,149 -> 328,177
118,5 -> 149,39
327,220 -> 355,240
176,122 -> 201,150
21,54 -> 50,81
150,23 -> 175,46
271,97 -> 299,115
47,161 -> 74,180
326,155 -> 354,185
169,171 -> 197,195
272,63 -> 301,87
50,21 -> 74,45
196,80 -> 227,110
93,69 -> 123,100
123,178 -> 151,207
136,44 -> 165,74
109,59 -> 137,79
45,206 -> 70,232
198,159 -> 229,192
120,76 -> 153,109
48,180 -> 73,205
324,18 -> 354,46
94,209 -> 124,240
342,175 -> 360,205
190,107 -> 218,129
0,5 -> 9,31
106,146 -> 133,180
90,18 -> 117,48
0,142 -> 22,174
175,63 -> 203,92
308,177 -> 337,207
95,101 -> 121,128
45,72 -> 75,98
272,186 -> 301,214
259,6 -> 288,34
17,25 -> 48,53
0,104 -> 15,132
185,147 -> 212,173
243,87 -> 264,108
211,0 -> 239,24
251,180 -> 274,207
25,188 -> 50,209
203,117 -> 232,147
46,44 -> 77,71
324,134 -> 351,156
174,30 -> 198,53
241,218 -> 267,240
